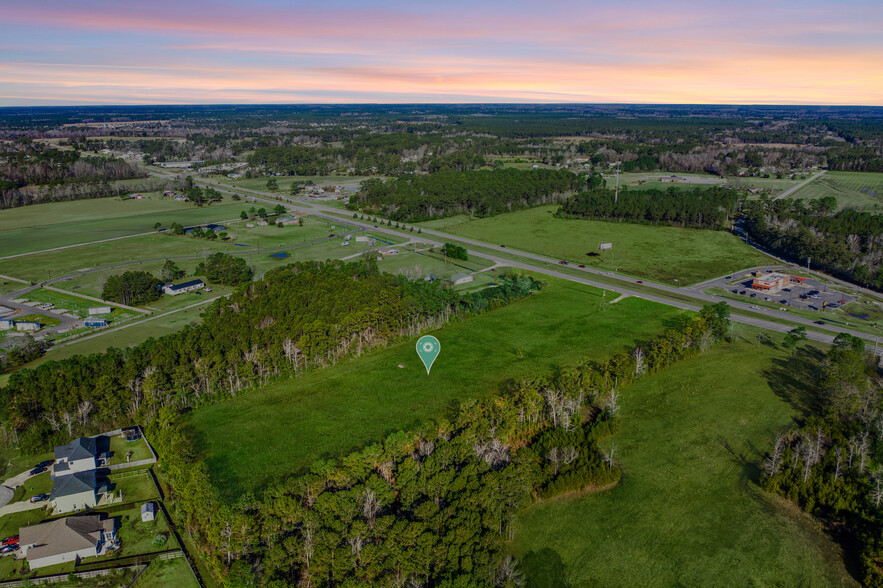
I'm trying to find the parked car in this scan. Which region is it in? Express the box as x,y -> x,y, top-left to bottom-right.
828,304 -> 839,309
29,466 -> 45,476
783,288 -> 791,292
780,300 -> 788,304
749,305 -> 760,309
1,536 -> 18,547
36,460 -> 53,468
29,494 -> 49,503
0,545 -> 16,554
750,293 -> 757,298
739,290 -> 747,295
725,275 -> 732,279
838,300 -> 848,304
764,297 -> 771,301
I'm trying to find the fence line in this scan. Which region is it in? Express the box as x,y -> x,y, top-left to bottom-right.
0,564 -> 145,587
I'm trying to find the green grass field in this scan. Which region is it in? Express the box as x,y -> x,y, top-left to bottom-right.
201,174 -> 376,193
0,193 -> 247,257
511,334 -> 856,587
188,277 -> 689,499
19,289 -> 136,321
788,171 -> 883,211
420,205 -> 775,285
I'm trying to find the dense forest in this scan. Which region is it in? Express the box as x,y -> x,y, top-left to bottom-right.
350,168 -> 583,221
760,333 -> 883,586
743,197 -> 883,290
151,303 -> 731,586
557,186 -> 741,230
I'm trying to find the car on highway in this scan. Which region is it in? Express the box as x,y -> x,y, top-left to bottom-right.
29,494 -> 49,503
779,307 -> 787,311
500,245 -> 506,248
578,264 -> 585,268
749,305 -> 760,309
814,321 -> 825,325
1,536 -> 18,547
636,280 -> 643,284
558,261 -> 568,265
725,275 -> 732,279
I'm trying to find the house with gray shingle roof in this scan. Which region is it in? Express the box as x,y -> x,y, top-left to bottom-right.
51,470 -> 98,513
19,515 -> 116,569
53,437 -> 97,477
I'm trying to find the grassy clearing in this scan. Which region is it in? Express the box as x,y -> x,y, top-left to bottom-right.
108,469 -> 161,505
512,334 -> 856,587
187,276 -> 689,499
788,171 -> 883,211
421,205 -> 775,285
19,289 -> 136,321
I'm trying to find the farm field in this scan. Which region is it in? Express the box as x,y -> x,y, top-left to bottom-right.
420,205 -> 775,285
512,334 -> 857,587
787,171 -> 883,210
0,193 -> 246,257
187,276 -> 690,499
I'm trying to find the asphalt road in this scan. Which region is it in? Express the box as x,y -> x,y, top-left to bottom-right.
193,178 -> 881,352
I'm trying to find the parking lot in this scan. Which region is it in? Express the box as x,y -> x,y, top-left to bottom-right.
721,273 -> 860,313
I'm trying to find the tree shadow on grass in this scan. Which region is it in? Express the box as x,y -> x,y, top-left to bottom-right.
520,548 -> 572,588
761,345 -> 825,419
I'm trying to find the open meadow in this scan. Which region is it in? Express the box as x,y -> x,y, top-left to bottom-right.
0,193 -> 246,257
511,333 -> 857,587
787,171 -> 883,210
420,205 -> 775,285
187,276 -> 690,499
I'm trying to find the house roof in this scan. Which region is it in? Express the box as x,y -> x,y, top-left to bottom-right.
51,470 -> 96,500
141,502 -> 156,514
20,515 -> 114,563
55,437 -> 96,462
450,272 -> 472,282
167,279 -> 205,291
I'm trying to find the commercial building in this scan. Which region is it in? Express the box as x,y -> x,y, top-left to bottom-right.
15,321 -> 40,332
88,306 -> 112,315
84,319 -> 109,328
163,279 -> 206,296
751,273 -> 790,293
19,515 -> 116,570
0,319 -> 14,330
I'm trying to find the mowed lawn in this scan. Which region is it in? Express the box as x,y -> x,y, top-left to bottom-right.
187,277 -> 689,499
788,171 -> 883,211
0,193 -> 245,257
511,335 -> 857,587
421,205 -> 775,285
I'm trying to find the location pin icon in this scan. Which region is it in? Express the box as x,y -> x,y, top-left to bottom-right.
416,335 -> 441,374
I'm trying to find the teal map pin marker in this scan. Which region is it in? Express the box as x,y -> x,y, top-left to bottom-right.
416,335 -> 441,374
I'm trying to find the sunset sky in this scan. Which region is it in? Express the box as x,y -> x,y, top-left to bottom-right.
2,0 -> 882,106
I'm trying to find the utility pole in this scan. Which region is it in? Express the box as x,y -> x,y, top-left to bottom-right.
806,257 -> 811,271
614,162 -> 621,203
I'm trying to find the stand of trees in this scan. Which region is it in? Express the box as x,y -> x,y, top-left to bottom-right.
195,253 -> 253,286
350,169 -> 583,222
557,186 -> 740,230
743,197 -> 883,290
760,333 -> 883,586
101,271 -> 161,306
440,243 -> 468,261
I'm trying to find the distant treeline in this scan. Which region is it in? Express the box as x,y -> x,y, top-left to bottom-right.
743,198 -> 883,290
557,186 -> 740,230
350,168 -> 583,221
0,143 -> 148,209
150,303 -> 731,586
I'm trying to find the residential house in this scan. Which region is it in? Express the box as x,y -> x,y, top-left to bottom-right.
53,437 -> 98,477
51,470 -> 98,513
162,279 -> 205,296
141,502 -> 156,522
19,515 -> 116,570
